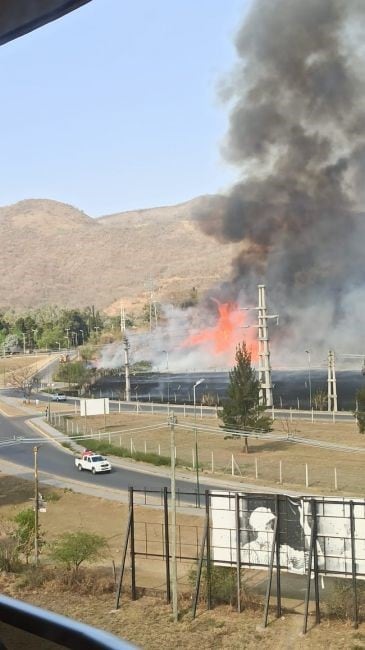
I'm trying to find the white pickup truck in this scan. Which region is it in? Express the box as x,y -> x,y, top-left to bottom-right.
75,451 -> 112,474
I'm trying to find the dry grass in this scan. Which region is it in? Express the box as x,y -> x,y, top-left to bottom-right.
1,476 -> 365,648
0,354 -> 53,388
60,410 -> 365,496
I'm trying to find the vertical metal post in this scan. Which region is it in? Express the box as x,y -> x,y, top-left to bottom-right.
262,515 -> 278,628
312,499 -> 320,625
33,446 -> 39,566
129,487 -> 136,600
163,487 -> 171,604
170,414 -> 178,622
235,493 -> 241,613
114,509 -> 132,610
205,490 -> 212,610
192,517 -> 208,619
275,495 -> 281,618
350,501 -> 359,629
303,498 -> 315,634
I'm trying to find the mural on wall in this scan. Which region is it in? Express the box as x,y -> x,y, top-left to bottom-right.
210,492 -> 365,577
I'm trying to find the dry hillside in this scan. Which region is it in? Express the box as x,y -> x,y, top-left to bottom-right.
0,197 -> 241,313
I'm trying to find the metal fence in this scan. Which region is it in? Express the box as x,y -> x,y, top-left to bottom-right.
116,488 -> 365,634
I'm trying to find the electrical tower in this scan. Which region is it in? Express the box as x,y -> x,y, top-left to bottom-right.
241,285 -> 278,407
327,349 -> 337,412
120,303 -> 131,402
257,285 -> 278,407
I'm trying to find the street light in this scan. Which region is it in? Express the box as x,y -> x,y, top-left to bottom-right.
305,350 -> 312,409
193,378 -> 205,507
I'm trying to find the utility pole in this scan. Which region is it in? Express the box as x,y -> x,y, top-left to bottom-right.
65,328 -> 70,349
145,277 -> 158,332
33,445 -> 39,566
327,350 -> 338,412
257,285 -> 278,407
169,413 -> 178,623
121,310 -> 131,402
242,285 -> 278,407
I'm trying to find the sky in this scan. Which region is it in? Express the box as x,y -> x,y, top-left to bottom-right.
0,0 -> 250,217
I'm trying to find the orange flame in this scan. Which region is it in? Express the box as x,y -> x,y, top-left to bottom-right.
181,300 -> 258,363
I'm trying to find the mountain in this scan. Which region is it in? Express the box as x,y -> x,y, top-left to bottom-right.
0,197 -> 241,313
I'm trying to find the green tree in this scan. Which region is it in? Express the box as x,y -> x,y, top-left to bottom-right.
219,342 -> 272,452
14,508 -> 45,564
354,387 -> 365,433
54,360 -> 92,393
50,531 -> 106,580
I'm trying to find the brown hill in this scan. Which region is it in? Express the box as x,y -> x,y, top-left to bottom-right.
0,197 -> 240,313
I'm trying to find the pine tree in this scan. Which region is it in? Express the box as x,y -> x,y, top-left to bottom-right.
219,342 -> 272,452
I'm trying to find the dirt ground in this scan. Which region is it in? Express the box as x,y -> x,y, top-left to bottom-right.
59,409 -> 365,496
0,475 -> 364,649
0,354 -> 54,388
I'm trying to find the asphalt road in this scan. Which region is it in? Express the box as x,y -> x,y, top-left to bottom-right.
0,412 -> 216,506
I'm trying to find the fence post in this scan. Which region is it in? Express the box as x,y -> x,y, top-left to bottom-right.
120,435 -> 122,447
118,401 -> 121,413
129,487 -> 136,601
163,487 -> 171,604
279,460 -> 282,485
334,467 -> 338,490
271,405 -> 275,421
255,458 -> 258,479
332,409 -> 336,423
192,449 -> 195,470
144,440 -> 147,454
184,404 -> 186,417
350,500 -> 359,629
158,444 -> 161,456
311,408 -> 314,423
108,432 -> 111,444
200,404 -> 203,419
235,493 -> 241,613
305,464 -> 309,488
211,451 -> 214,474
290,407 -> 293,423
231,454 -> 235,476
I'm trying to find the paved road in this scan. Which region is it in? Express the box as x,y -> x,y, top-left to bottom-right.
0,411 -> 223,506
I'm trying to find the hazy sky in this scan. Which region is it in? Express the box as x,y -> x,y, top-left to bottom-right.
1,0 -> 250,216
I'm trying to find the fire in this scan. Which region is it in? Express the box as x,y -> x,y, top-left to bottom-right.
181,299 -> 258,363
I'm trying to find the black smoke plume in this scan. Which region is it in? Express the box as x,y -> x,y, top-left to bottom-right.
196,0 -> 365,359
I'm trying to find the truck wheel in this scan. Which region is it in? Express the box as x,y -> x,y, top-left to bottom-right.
77,464 -> 82,471
91,467 -> 96,475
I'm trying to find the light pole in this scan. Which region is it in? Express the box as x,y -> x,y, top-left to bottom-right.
193,378 -> 205,507
305,350 -> 312,409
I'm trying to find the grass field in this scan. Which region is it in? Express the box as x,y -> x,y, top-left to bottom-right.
56,409 -> 365,496
0,354 -> 53,388
0,475 -> 364,649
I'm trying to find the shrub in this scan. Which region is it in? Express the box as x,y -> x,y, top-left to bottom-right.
78,438 -> 171,467
188,565 -> 259,609
0,536 -> 20,572
14,508 -> 45,564
49,531 -> 107,581
322,578 -> 365,620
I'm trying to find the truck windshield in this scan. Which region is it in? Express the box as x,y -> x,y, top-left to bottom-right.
91,456 -> 105,462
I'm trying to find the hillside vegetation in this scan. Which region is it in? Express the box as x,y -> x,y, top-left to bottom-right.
0,197 -> 241,313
